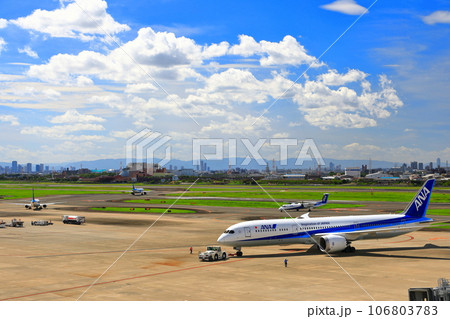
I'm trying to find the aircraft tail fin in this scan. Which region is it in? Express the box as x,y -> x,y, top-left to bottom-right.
403,179 -> 435,219
321,193 -> 329,204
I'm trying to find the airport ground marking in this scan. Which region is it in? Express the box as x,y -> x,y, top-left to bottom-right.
0,257 -> 251,301
386,235 -> 414,244
75,178 -> 200,301
251,178 -> 376,301
1,247 -> 314,301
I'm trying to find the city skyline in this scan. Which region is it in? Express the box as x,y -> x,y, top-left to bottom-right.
0,1 -> 449,164
1,156 -> 447,173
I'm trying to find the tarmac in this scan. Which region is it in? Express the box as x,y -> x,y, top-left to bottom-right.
0,187 -> 449,301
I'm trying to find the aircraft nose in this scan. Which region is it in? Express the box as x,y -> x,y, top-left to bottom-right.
217,233 -> 226,242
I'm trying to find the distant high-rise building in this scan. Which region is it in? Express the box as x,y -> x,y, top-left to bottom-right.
11,161 -> 18,173
361,164 -> 368,173
429,162 -> 433,170
329,162 -> 335,171
418,162 -> 424,170
410,161 -> 418,170
437,158 -> 441,168
35,164 -> 40,172
401,163 -> 407,172
26,163 -> 32,173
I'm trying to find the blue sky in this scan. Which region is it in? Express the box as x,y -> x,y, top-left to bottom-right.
0,0 -> 449,166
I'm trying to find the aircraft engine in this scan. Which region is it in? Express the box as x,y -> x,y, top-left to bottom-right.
43,204 -> 47,208
318,234 -> 347,253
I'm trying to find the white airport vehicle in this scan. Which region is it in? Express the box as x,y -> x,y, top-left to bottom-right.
131,183 -> 147,196
218,179 -> 436,256
31,220 -> 54,226
62,215 -> 85,225
279,193 -> 329,212
198,246 -> 227,261
0,220 -> 5,228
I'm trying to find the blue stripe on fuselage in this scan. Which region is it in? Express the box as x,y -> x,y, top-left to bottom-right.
239,216 -> 430,242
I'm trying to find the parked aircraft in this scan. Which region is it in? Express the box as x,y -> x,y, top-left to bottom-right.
279,193 -> 329,212
131,183 -> 147,196
25,189 -> 47,210
218,179 -> 435,256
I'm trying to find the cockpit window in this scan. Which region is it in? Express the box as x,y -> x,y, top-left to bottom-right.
223,230 -> 235,234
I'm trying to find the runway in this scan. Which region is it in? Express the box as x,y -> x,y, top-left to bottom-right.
0,187 -> 449,301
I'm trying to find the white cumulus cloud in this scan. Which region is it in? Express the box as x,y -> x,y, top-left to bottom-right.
293,72 -> 402,129
0,18 -> 7,28
18,46 -> 39,59
11,0 -> 130,42
321,0 -> 368,16
0,115 -> 20,126
49,109 -> 105,124
229,35 -> 321,67
422,11 -> 450,25
0,37 -> 6,54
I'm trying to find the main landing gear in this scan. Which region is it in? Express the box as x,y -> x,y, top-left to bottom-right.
233,247 -> 243,257
344,245 -> 356,253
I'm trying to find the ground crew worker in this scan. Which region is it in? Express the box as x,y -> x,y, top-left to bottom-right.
190,247 -> 193,254
284,258 -> 288,267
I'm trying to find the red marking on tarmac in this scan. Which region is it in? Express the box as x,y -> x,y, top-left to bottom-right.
0,258 -> 250,301
387,235 -> 414,243
429,237 -> 449,241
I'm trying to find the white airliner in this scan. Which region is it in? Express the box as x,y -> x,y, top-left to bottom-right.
279,193 -> 329,212
25,188 -> 47,210
218,179 -> 435,256
131,183 -> 147,196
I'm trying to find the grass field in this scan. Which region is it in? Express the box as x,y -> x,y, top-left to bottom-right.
166,189 -> 450,203
0,188 -> 126,200
425,209 -> 450,216
1,181 -> 449,204
428,222 -> 450,230
90,207 -> 196,214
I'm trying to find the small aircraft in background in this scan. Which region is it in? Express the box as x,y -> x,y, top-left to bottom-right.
279,193 -> 329,212
25,188 -> 47,210
131,183 -> 147,196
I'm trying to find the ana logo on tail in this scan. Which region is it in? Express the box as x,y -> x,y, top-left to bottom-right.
414,186 -> 430,211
